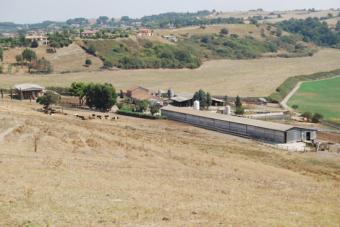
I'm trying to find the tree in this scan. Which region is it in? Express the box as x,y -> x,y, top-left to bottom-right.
85,83 -> 117,111
36,91 -> 60,110
135,100 -> 150,113
234,95 -> 244,115
235,95 -> 242,108
206,92 -> 212,107
31,40 -> 39,48
0,47 -> 3,62
150,103 -> 161,115
312,113 -> 323,123
32,58 -> 53,74
22,49 -> 37,63
301,112 -> 312,121
220,28 -> 229,35
193,89 -> 207,109
70,82 -> 87,105
336,21 -> 340,32
103,60 -> 113,69
15,54 -> 23,66
85,59 -> 92,66
224,95 -> 228,103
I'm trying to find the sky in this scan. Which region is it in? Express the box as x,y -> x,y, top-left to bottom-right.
1,0 -> 339,23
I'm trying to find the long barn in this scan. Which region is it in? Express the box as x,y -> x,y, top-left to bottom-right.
161,106 -> 317,144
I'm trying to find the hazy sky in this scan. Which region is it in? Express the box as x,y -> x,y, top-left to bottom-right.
1,0 -> 339,23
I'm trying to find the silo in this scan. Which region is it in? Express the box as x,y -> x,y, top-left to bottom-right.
194,100 -> 200,110
224,105 -> 231,115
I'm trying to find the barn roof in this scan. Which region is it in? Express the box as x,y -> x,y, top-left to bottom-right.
161,105 -> 316,132
171,93 -> 193,103
13,84 -> 44,91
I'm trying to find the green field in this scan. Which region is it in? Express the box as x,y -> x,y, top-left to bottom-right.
288,77 -> 340,123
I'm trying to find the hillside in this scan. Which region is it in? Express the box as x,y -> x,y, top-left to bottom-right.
0,100 -> 339,226
1,48 -> 340,97
82,23 -> 316,69
2,43 -> 102,74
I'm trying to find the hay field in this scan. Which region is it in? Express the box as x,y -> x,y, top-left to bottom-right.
288,77 -> 340,123
0,100 -> 339,226
1,48 -> 340,97
2,43 -> 102,74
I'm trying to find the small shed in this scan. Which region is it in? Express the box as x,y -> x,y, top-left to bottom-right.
14,84 -> 45,100
170,93 -> 193,107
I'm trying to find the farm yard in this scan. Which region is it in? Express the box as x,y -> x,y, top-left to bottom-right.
1,48 -> 340,97
288,77 -> 340,124
0,100 -> 340,226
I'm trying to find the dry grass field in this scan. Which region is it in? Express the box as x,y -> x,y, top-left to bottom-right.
1,48 -> 340,96
2,43 -> 102,74
0,100 -> 339,226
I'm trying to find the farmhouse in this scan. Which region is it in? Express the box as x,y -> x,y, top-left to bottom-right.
126,86 -> 162,104
14,84 -> 45,100
161,105 -> 317,144
137,29 -> 153,37
81,30 -> 98,38
170,93 -> 194,107
25,32 -> 48,45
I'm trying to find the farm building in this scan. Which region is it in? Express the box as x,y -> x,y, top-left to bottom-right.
126,86 -> 162,105
161,106 -> 317,144
13,84 -> 45,100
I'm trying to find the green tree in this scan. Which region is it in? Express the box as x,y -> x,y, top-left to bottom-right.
0,47 -> 3,62
312,113 -> 323,123
150,103 -> 161,115
136,100 -> 150,113
36,91 -> 60,110
22,49 -> 37,63
235,95 -> 242,108
15,54 -> 23,66
301,112 -> 312,121
32,58 -> 53,74
193,89 -> 207,109
70,82 -> 87,105
220,28 -> 229,35
234,95 -> 244,115
206,92 -> 212,107
85,83 -> 117,111
87,45 -> 96,55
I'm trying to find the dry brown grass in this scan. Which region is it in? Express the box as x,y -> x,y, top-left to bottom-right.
0,100 -> 339,226
1,48 -> 340,96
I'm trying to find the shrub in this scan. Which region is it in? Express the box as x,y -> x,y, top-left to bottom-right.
235,107 -> 245,115
220,28 -> 229,35
117,109 -> 163,120
84,83 -> 117,111
103,60 -> 113,69
36,91 -> 60,109
301,112 -> 312,121
312,113 -> 323,123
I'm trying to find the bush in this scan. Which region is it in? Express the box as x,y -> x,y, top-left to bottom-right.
32,58 -> 53,74
84,83 -> 117,111
312,113 -> 323,123
103,60 -> 113,69
36,91 -> 60,109
301,112 -> 312,121
235,107 -> 245,115
31,40 -> 39,48
220,28 -> 229,35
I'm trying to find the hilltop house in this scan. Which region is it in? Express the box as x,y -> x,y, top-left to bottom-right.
81,30 -> 98,38
137,29 -> 153,37
25,32 -> 48,45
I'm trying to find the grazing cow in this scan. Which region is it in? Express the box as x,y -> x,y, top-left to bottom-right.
97,115 -> 102,119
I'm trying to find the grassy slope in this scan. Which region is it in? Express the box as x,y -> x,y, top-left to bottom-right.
0,100 -> 340,226
288,77 -> 340,123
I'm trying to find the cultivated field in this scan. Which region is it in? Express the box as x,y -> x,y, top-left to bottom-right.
1,48 -> 340,97
2,43 -> 102,74
288,77 -> 340,123
0,100 -> 339,226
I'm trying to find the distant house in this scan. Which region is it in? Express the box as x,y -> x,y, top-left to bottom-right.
137,29 -> 153,37
163,35 -> 178,42
13,84 -> 45,100
211,97 -> 225,106
126,86 -> 162,104
81,30 -> 98,38
25,32 -> 48,45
